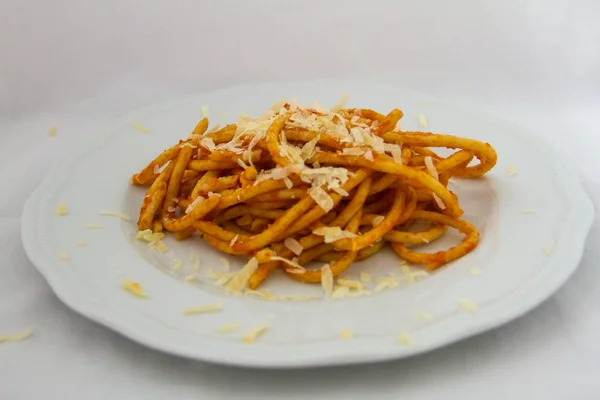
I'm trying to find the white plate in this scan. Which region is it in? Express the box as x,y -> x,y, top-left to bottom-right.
21,80 -> 593,368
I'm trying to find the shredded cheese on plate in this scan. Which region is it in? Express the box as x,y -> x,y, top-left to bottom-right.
0,328 -> 32,343
360,272 -> 372,282
217,324 -> 239,333
98,210 -> 132,221
56,202 -> 68,215
201,105 -> 210,118
521,208 -> 537,214
397,333 -> 411,345
312,226 -> 358,243
415,311 -> 434,321
242,323 -> 269,343
171,258 -> 183,271
340,329 -> 354,340
226,258 -> 259,293
183,304 -> 223,315
122,279 -> 146,298
321,264 -> 333,296
459,298 -> 478,313
84,223 -> 103,229
131,123 -> 149,133
284,237 -> 303,256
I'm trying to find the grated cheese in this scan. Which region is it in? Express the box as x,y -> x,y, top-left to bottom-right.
300,135 -> 320,160
364,149 -> 374,161
308,186 -> 334,212
149,240 -> 168,253
58,253 -> 69,260
521,208 -> 537,214
397,333 -> 411,345
135,232 -> 168,252
48,127 -> 57,136
400,265 -> 429,283
312,226 -> 358,243
171,258 -> 183,271
84,223 -> 103,229
131,123 -> 149,133
432,193 -> 446,210
237,158 -> 248,170
384,143 -> 403,164
56,202 -> 68,215
360,272 -> 372,282
469,267 -> 482,276
332,285 -> 351,299
245,289 -> 277,301
341,147 -> 365,156
0,328 -> 32,343
242,323 -> 269,343
205,124 -> 221,135
217,323 -> 239,333
417,113 -> 428,128
415,312 -> 434,321
544,246 -> 552,256
321,264 -> 333,297
270,98 -> 287,112
201,105 -> 210,118
98,210 -> 132,221
372,215 -> 385,226
213,272 -> 235,287
270,256 -> 306,274
507,165 -> 517,176
424,156 -> 439,181
184,273 -> 198,282
284,237 -> 303,256
459,298 -> 478,313
330,93 -> 349,113
199,137 -> 216,151
122,279 -> 146,298
137,229 -> 167,244
283,176 -> 293,189
337,278 -> 364,291
349,127 -> 365,144
219,257 -> 230,272
340,329 -> 354,340
229,234 -> 240,247
193,258 -> 200,272
283,294 -> 323,301
375,277 -> 399,292
77,240 -> 86,247
226,258 -> 259,293
186,196 -> 205,214
182,304 -> 223,315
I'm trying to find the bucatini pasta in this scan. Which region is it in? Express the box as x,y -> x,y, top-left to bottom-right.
131,97 -> 497,292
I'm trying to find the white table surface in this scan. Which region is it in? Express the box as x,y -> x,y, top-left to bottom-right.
2,1 -> 599,399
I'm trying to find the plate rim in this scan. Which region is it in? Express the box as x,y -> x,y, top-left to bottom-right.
21,80 -> 595,368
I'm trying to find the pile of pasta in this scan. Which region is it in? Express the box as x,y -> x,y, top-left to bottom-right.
132,99 -> 497,292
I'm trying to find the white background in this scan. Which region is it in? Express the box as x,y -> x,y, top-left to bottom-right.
1,1 -> 600,399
